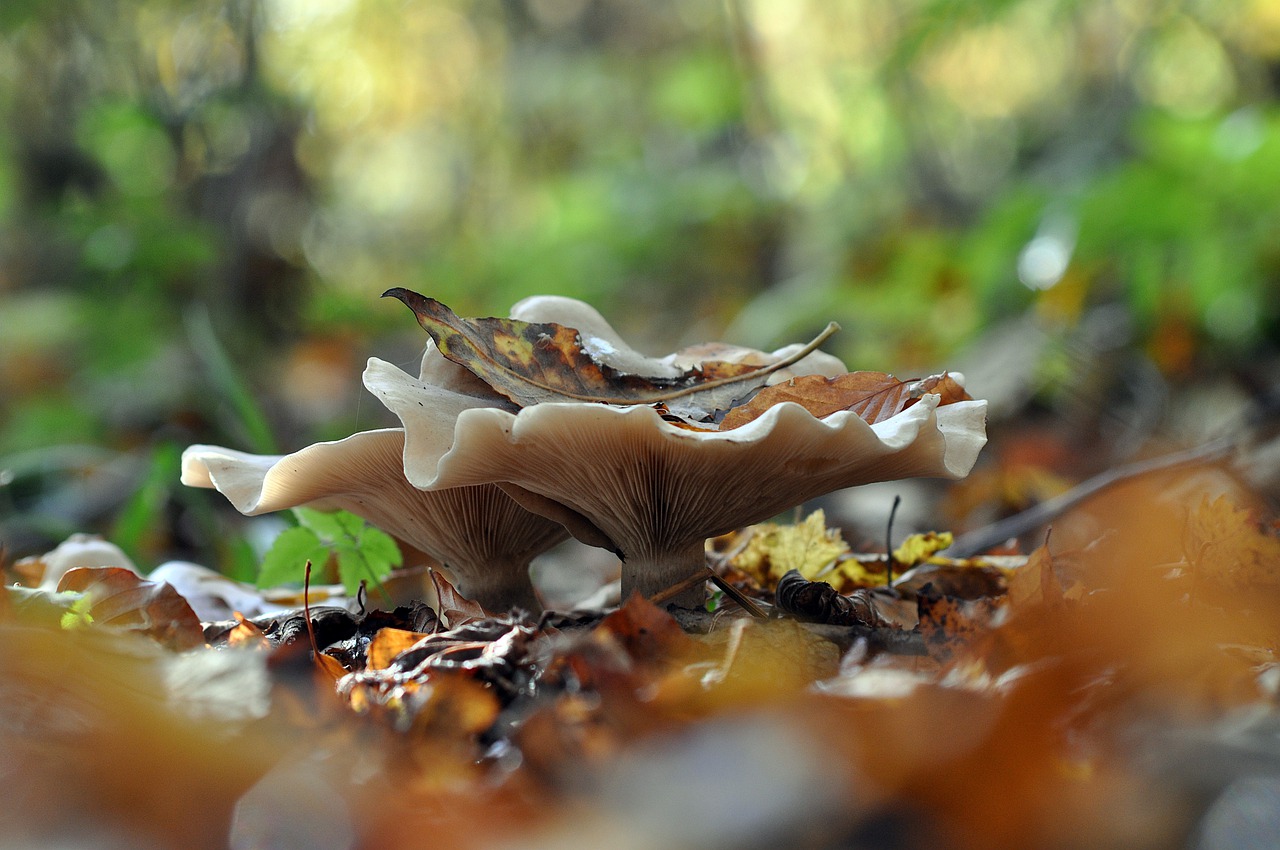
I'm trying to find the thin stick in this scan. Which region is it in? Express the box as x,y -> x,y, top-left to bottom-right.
303,559 -> 320,658
947,436 -> 1235,559
649,571 -> 710,605
885,494 -> 902,585
706,570 -> 768,619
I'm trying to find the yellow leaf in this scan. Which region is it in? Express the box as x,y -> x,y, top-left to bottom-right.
730,509 -> 850,586
892,531 -> 954,568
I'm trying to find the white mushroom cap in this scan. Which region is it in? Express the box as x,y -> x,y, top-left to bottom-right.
510,295 -> 848,382
181,428 -> 566,612
365,353 -> 987,605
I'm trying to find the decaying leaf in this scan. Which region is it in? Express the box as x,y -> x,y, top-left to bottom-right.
720,371 -> 971,430
730,509 -> 851,587
916,586 -> 998,662
56,567 -> 205,651
774,569 -> 887,628
383,288 -> 836,420
430,568 -> 491,627
594,592 -> 697,664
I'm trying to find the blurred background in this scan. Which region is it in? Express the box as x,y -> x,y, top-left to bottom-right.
2,0 -> 1279,577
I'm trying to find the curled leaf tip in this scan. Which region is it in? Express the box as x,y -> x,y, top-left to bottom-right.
381,287 -> 413,303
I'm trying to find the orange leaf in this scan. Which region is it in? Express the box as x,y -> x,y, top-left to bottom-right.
720,371 -> 970,430
367,627 -> 431,671
595,592 -> 696,664
226,612 -> 270,650
1005,544 -> 1065,610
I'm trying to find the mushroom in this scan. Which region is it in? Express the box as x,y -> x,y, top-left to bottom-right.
364,355 -> 987,607
181,427 -> 568,612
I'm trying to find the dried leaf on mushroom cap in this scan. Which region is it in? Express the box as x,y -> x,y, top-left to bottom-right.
181,428 -> 567,612
418,336 -> 506,400
367,353 -> 987,605
664,340 -> 848,385
509,294 -> 684,379
512,295 -> 848,385
382,289 -> 839,423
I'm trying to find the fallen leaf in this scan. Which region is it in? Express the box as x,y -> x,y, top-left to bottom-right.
56,567 -> 205,651
774,569 -> 887,628
595,593 -> 697,664
383,288 -> 835,419
430,568 -> 490,628
1005,544 -> 1065,610
915,585 -> 997,662
1184,493 -> 1280,590
226,613 -> 270,650
367,627 -> 433,671
720,371 -> 970,430
730,510 -> 850,587
893,531 -> 954,568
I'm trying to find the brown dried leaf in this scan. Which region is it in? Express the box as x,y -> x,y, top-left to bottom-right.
383,288 -> 835,418
720,371 -> 971,430
56,567 -> 205,651
430,569 -> 490,628
773,569 -> 887,627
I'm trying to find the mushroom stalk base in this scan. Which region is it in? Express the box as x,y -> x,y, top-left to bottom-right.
622,539 -> 708,609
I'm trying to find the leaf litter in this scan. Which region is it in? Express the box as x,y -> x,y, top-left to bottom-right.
4,295 -> 1276,849
7,472 -> 1280,850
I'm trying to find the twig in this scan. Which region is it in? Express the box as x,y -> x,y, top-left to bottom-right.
706,569 -> 768,619
885,494 -> 902,585
947,436 -> 1235,559
649,571 -> 710,605
303,559 -> 320,657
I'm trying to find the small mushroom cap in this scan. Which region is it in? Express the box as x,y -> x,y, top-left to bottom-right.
181,428 -> 567,611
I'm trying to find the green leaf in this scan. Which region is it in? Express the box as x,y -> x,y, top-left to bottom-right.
258,526 -> 329,589
294,506 -> 356,542
60,593 -> 96,630
334,525 -> 401,599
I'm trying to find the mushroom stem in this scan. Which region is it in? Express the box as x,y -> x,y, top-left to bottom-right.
624,538 -> 709,609
455,561 -> 542,614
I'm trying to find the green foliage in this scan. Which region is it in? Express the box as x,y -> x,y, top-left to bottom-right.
59,593 -> 95,631
257,508 -> 402,598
